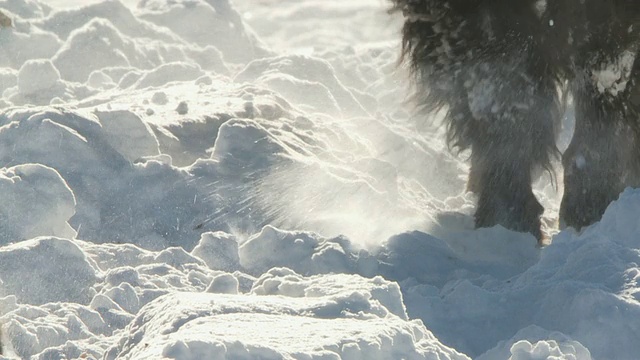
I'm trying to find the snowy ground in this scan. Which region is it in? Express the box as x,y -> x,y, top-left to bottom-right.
0,0 -> 638,359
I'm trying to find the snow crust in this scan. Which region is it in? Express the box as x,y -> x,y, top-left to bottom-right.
0,0 -> 638,359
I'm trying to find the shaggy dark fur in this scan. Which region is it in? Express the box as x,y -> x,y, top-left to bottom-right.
391,0 -> 640,240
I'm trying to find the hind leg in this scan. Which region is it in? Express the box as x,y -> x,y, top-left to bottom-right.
462,62 -> 559,240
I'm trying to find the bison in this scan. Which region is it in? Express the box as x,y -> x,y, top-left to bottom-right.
391,0 -> 640,240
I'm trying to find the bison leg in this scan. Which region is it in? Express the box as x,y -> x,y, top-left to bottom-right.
560,83 -> 631,229
464,61 -> 560,240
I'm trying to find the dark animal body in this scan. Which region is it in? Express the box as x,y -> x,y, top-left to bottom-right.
392,0 -> 640,240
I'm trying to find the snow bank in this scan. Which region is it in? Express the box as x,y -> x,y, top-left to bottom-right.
104,279 -> 469,360
393,189 -> 640,359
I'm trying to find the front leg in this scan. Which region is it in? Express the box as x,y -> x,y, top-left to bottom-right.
462,59 -> 560,240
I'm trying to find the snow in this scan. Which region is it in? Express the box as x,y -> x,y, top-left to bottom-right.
0,0 -> 638,359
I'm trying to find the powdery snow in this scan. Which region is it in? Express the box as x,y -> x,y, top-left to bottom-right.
0,0 -> 638,359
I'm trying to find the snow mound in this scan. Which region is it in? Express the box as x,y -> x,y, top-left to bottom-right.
0,164 -> 76,244
210,118 -> 290,168
0,0 -> 51,19
234,0 -> 399,52
0,24 -> 61,69
478,325 -> 592,360
4,59 -> 90,106
0,237 -> 98,305
235,55 -> 367,117
251,267 -> 406,319
37,0 -> 179,42
52,18 -> 144,82
394,189 -> 640,359
137,0 -> 270,63
510,340 -> 590,360
104,286 -> 469,360
0,107 -> 213,249
2,301 -> 111,359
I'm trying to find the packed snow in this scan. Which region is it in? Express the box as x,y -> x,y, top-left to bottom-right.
0,0 -> 638,359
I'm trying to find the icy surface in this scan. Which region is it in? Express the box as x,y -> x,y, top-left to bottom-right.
0,0 -> 638,359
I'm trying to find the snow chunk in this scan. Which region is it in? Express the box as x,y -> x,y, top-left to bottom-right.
0,164 -> 76,244
591,50 -> 635,97
239,225 -> 362,276
87,70 -> 117,89
104,291 -> 469,360
104,283 -> 140,314
105,266 -> 141,287
191,231 -> 240,271
17,59 -> 61,95
206,273 -> 238,295
154,247 -> 204,269
94,109 -> 160,162
151,91 -> 168,105
211,118 -> 289,167
0,237 -> 98,305
175,100 -> 188,115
